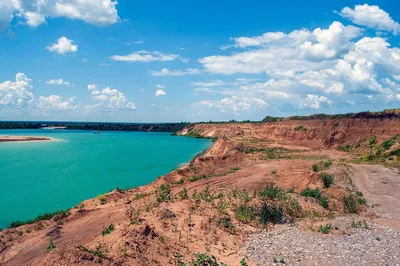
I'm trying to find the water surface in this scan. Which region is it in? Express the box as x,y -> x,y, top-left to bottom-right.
0,129 -> 211,228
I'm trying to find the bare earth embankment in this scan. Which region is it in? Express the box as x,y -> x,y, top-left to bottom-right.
0,114 -> 399,265
0,136 -> 52,142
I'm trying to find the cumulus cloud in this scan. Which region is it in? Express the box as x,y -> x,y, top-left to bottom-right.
339,4 -> 400,34
88,84 -> 136,110
151,68 -> 201,76
37,95 -> 77,112
110,51 -> 181,62
154,89 -> 166,96
195,16 -> 400,115
0,0 -> 119,29
46,79 -> 71,86
0,73 -> 34,110
156,84 -> 165,89
198,96 -> 267,114
47,36 -> 78,54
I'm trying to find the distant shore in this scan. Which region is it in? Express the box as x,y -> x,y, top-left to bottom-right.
0,136 -> 52,142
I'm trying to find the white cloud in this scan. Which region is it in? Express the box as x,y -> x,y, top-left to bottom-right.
156,84 -> 165,89
110,51 -> 181,62
0,0 -> 119,28
88,84 -> 136,110
151,68 -> 201,76
154,89 -> 166,96
140,88 -> 145,92
302,94 -> 332,109
0,73 -> 34,110
339,4 -> 400,34
46,79 -> 71,86
37,95 -> 77,112
47,36 -> 78,54
198,96 -> 267,114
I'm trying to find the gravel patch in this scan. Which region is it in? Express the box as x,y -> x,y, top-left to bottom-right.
246,216 -> 400,266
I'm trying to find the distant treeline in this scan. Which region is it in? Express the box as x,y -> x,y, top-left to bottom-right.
65,122 -> 189,132
263,109 -> 400,122
0,121 -> 189,133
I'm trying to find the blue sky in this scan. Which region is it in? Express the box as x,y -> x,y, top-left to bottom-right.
0,1 -> 399,122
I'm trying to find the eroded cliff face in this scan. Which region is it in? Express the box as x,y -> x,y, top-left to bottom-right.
178,118 -> 400,148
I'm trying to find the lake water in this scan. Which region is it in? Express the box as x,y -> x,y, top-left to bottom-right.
0,129 -> 211,228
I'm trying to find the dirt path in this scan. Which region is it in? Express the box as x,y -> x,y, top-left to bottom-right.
351,164 -> 400,227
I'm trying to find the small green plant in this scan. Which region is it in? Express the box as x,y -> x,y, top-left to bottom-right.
323,159 -> 332,168
240,258 -> 248,266
260,184 -> 285,200
272,170 -> 277,174
156,184 -> 172,203
318,224 -> 332,234
99,196 -> 107,205
369,135 -> 377,148
235,205 -> 256,223
102,224 -> 115,236
375,236 -> 381,241
351,220 -> 362,228
343,195 -> 358,213
280,258 -> 286,264
79,244 -> 108,258
355,191 -> 363,197
179,187 -> 189,200
190,252 -> 226,266
312,164 -> 320,172
189,174 -> 208,182
46,241 -> 56,253
320,173 -> 334,188
259,202 -> 284,224
300,187 -> 329,209
217,200 -> 229,214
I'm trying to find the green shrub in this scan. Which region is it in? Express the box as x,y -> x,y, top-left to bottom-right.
102,224 -> 115,236
235,205 -> 257,223
355,191 -> 363,197
369,136 -> 377,148
312,164 -> 320,172
343,195 -> 358,213
174,179 -> 184,185
179,188 -> 189,200
46,241 -> 56,253
190,252 -> 226,266
259,202 -> 284,224
260,184 -> 285,200
156,184 -> 172,203
318,224 -> 332,234
320,173 -> 334,188
323,160 -> 332,168
189,174 -> 207,182
300,187 -> 329,209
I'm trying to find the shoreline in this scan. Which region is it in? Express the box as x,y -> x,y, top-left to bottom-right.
0,136 -> 56,143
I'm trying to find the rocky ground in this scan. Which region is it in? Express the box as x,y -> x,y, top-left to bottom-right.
246,216 -> 400,266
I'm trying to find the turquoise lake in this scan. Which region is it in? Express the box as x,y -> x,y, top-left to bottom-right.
0,129 -> 212,228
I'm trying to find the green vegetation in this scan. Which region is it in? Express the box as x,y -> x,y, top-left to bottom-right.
259,184 -> 285,200
318,224 -> 332,234
294,125 -> 307,131
351,220 -> 362,228
79,244 -> 108,258
174,179 -> 184,185
216,216 -> 235,231
312,164 -> 320,172
189,174 -> 208,182
156,184 -> 172,203
300,187 -> 329,209
189,252 -> 227,266
179,188 -> 189,200
323,159 -> 332,168
46,241 -> 56,253
102,224 -> 115,236
240,258 -> 249,266
320,173 -> 334,188
368,135 -> 377,148
337,145 -> 353,152
10,209 -> 71,228
235,205 -> 257,223
259,202 -> 284,224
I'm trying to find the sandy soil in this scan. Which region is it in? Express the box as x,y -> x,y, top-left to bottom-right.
0,136 -> 52,142
351,164 -> 400,227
